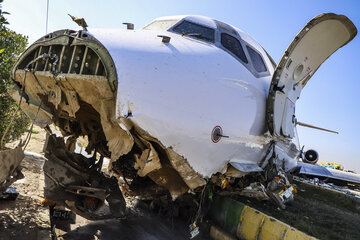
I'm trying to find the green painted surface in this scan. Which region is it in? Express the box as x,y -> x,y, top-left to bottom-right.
209,196 -> 245,235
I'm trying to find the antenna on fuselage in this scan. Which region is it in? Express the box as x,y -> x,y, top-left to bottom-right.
123,23 -> 134,30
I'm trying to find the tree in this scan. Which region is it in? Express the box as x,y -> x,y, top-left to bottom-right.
0,0 -> 30,148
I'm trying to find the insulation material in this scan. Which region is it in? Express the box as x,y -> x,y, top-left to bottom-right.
165,148 -> 206,189
13,70 -> 134,161
131,124 -> 206,191
7,88 -> 53,127
134,145 -> 162,177
147,167 -> 189,199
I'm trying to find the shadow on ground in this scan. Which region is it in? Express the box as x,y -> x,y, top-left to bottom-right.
58,209 -> 209,240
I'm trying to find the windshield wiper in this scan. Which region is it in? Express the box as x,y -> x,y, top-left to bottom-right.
181,32 -> 212,42
182,32 -> 203,38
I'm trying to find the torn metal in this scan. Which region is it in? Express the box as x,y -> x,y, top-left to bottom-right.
294,176 -> 360,200
10,30 -> 207,204
0,146 -> 25,197
215,141 -> 297,209
9,28 -> 296,219
296,161 -> 360,185
43,134 -> 126,220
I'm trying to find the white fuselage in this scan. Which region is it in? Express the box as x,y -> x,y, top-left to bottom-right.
90,16 -> 275,177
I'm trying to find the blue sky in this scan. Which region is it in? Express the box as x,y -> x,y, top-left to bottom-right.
3,0 -> 360,172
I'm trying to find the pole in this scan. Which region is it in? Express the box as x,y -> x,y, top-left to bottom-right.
46,0 -> 49,34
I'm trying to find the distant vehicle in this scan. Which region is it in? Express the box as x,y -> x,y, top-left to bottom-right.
6,13 -> 357,219
320,162 -> 343,170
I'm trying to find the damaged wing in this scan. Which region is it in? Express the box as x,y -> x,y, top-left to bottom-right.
297,162 -> 360,186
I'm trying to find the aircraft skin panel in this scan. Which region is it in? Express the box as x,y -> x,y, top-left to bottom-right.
267,13 -> 357,139
90,28 -> 273,177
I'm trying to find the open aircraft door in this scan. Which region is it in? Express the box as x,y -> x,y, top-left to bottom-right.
267,13 -> 357,138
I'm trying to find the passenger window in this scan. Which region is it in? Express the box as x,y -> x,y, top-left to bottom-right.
173,21 -> 215,42
246,46 -> 267,73
221,33 -> 248,63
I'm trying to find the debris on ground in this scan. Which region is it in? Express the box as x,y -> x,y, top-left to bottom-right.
1,186 -> 19,200
0,126 -> 51,239
294,176 -> 360,200
1,125 -> 360,240
0,152 -> 51,239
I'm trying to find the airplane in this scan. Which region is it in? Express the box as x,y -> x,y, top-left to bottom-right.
4,13 -> 357,219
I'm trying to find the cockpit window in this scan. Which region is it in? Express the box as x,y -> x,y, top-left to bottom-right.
143,20 -> 179,30
246,46 -> 267,72
172,20 -> 215,42
221,33 -> 248,63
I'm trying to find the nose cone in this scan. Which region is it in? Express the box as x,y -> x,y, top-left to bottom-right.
10,29 -> 134,162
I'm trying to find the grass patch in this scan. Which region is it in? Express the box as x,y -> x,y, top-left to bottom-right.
230,181 -> 360,240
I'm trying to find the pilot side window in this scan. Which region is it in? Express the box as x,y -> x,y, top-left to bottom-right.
172,21 -> 215,42
246,46 -> 267,73
221,33 -> 248,63
143,20 -> 179,30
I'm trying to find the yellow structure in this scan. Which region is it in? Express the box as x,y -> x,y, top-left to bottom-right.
209,197 -> 317,240
320,162 -> 343,170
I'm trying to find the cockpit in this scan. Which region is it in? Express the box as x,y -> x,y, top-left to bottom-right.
143,16 -> 273,77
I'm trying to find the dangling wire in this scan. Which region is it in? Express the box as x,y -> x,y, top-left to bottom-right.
1,52 -> 58,149
192,181 -> 208,226
26,53 -> 58,75
23,101 -> 42,151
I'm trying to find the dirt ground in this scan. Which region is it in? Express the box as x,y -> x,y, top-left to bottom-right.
53,207 -> 210,240
1,126 -> 51,239
1,126 -> 210,240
